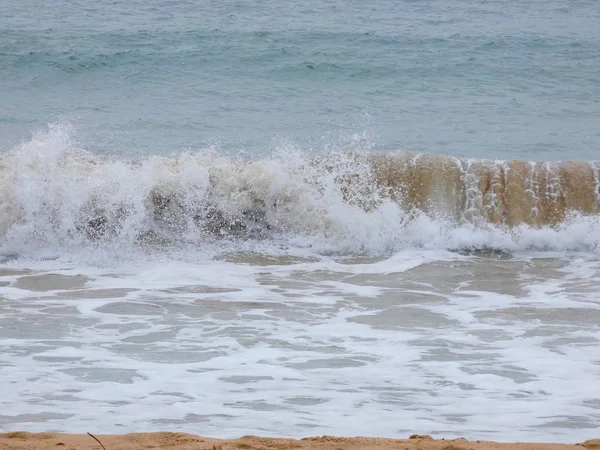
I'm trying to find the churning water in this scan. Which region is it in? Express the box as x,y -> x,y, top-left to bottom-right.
1,0 -> 599,443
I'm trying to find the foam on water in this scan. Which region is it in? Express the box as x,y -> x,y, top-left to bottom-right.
2,0 -> 600,441
1,125 -> 600,442
1,124 -> 600,262
1,251 -> 600,442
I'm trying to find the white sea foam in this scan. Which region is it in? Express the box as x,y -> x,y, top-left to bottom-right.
1,251 -> 600,442
1,124 -> 600,263
1,125 -> 600,442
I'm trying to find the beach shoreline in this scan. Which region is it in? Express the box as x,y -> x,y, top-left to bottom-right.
1,432 -> 598,450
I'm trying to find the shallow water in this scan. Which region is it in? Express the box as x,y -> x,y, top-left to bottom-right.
1,251 -> 600,442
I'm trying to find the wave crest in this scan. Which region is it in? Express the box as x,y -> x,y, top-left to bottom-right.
1,125 -> 600,255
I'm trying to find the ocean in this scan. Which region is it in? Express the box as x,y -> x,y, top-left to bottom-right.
1,0 -> 599,443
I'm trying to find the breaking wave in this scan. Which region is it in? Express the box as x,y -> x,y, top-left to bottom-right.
1,124 -> 600,257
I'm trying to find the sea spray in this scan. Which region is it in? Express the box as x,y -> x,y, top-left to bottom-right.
1,125 -> 600,257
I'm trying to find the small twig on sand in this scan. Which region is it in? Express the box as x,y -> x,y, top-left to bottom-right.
87,432 -> 107,450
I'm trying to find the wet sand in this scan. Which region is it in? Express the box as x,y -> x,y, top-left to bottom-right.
0,432 -> 598,450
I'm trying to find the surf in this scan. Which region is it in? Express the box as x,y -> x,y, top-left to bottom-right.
1,125 -> 599,255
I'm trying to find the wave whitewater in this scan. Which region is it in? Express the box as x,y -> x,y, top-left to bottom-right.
1,126 -> 600,254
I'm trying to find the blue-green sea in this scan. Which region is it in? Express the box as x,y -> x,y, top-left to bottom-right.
2,0 -> 599,159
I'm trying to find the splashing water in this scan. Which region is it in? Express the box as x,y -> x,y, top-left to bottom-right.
1,124 -> 600,261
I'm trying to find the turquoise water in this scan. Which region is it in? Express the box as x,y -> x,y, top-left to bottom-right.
2,0 -> 599,159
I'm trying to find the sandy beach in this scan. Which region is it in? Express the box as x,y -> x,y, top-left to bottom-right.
1,433 -> 598,450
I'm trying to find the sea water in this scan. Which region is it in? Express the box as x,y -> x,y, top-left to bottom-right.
1,0 -> 599,443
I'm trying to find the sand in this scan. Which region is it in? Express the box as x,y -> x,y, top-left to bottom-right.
0,432 -> 598,450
